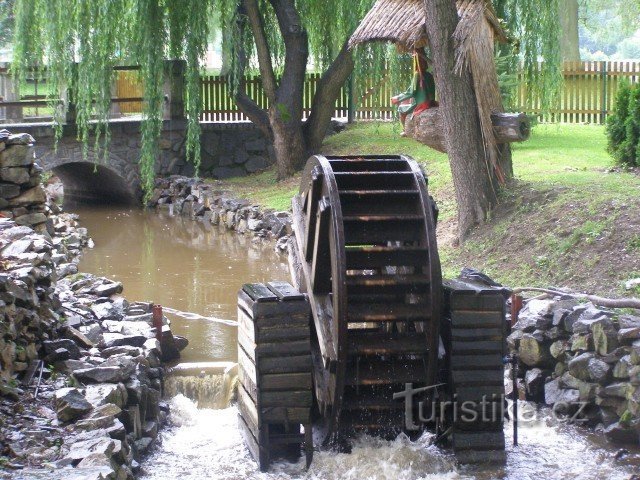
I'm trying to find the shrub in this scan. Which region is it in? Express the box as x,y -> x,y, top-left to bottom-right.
607,81 -> 640,168
606,81 -> 631,158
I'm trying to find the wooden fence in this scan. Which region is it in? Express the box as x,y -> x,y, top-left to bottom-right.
199,61 -> 640,125
2,61 -> 639,125
0,65 -> 145,123
200,73 -> 353,122
517,61 -> 640,124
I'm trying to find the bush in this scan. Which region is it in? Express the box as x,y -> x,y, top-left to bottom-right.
607,81 -> 640,168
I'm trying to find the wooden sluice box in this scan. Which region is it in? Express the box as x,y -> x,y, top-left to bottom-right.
236,281 -> 314,471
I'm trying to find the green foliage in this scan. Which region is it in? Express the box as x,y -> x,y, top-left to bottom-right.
607,81 -> 640,168
12,0 -> 213,200
0,0 -> 14,47
606,80 -> 631,160
495,0 -> 563,112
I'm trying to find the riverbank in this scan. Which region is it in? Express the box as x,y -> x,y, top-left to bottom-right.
147,175 -> 293,254
0,134 -> 188,479
214,123 -> 640,297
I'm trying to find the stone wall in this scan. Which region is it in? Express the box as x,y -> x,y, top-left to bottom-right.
147,175 -> 292,252
10,121 -> 274,203
509,297 -> 640,444
0,130 -> 50,228
199,123 -> 273,179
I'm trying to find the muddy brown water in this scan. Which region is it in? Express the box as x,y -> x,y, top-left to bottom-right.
70,205 -> 639,480
74,206 -> 289,363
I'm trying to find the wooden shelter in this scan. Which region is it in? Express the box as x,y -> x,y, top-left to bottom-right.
349,0 -> 529,174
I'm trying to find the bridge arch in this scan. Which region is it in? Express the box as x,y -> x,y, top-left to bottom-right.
50,162 -> 138,205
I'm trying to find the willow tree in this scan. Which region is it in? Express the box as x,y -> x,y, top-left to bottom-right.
11,0 -> 377,191
494,0 -> 563,113
218,0 -> 379,178
12,0 -> 210,196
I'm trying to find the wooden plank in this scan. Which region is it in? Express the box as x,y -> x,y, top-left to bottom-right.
237,306 -> 256,344
238,290 -> 310,318
261,390 -> 312,408
453,431 -> 505,451
454,386 -> 505,403
451,369 -> 503,386
243,283 -> 278,303
450,353 -> 504,370
238,383 -> 260,430
451,341 -> 503,355
254,338 -> 311,358
450,311 -> 504,328
258,354 -> 313,374
238,346 -> 257,391
450,328 -> 503,341
311,197 -> 332,293
239,364 -> 258,401
256,325 -> 311,343
266,281 -> 306,302
261,373 -> 312,391
345,359 -> 426,386
238,325 -> 257,363
303,168 -> 323,262
238,414 -> 264,468
262,407 -> 312,424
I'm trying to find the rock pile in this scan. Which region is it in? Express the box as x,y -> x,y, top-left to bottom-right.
1,173 -> 188,477
0,208 -> 92,379
509,297 -> 640,444
0,130 -> 50,231
147,176 -> 292,252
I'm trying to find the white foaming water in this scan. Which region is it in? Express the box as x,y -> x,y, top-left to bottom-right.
142,396 -> 462,480
164,363 -> 238,409
142,396 -> 640,480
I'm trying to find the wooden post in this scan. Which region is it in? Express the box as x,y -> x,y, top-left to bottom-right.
163,59 -> 186,121
152,304 -> 163,341
347,74 -> 355,123
65,63 -> 78,125
600,61 -> 608,125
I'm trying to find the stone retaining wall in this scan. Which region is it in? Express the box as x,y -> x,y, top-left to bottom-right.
509,296 -> 640,444
0,130 -> 50,228
0,132 -> 189,479
147,175 -> 292,252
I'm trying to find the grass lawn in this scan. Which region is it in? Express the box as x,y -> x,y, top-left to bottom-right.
215,122 -> 640,296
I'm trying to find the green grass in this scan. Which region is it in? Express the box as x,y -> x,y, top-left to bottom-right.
211,169 -> 299,211
216,122 -> 640,295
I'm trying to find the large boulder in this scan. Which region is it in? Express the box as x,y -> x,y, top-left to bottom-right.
519,332 -> 553,367
84,383 -> 128,409
54,387 -> 93,422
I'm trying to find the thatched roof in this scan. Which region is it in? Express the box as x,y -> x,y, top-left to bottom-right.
349,0 -> 508,51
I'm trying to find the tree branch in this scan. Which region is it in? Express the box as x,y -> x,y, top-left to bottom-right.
303,40 -> 354,152
243,0 -> 277,102
233,5 -> 273,140
236,88 -> 273,140
268,0 -> 308,116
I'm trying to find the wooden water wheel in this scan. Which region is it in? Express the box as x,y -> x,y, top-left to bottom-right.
289,155 -> 443,445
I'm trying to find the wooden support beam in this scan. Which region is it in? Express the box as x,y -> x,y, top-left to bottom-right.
311,197 -> 332,294
304,166 -> 324,262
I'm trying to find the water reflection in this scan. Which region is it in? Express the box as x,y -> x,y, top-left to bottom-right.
74,206 -> 289,363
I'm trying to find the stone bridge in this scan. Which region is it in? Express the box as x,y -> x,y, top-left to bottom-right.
8,120 -> 272,205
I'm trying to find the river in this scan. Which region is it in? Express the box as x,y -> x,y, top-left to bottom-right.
71,205 -> 639,480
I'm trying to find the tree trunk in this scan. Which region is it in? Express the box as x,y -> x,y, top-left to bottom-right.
559,0 -> 580,61
303,41 -> 354,153
422,0 -> 497,240
233,0 -> 355,179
